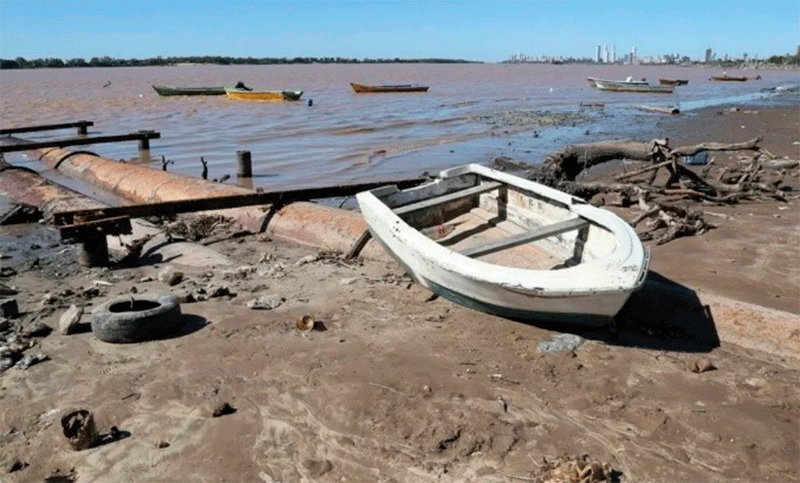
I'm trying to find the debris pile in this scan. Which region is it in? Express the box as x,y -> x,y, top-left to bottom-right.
531,454 -> 622,483
517,136 -> 799,244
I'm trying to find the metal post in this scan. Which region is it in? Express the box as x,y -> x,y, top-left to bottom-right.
138,138 -> 150,152
237,150 -> 252,178
77,121 -> 89,135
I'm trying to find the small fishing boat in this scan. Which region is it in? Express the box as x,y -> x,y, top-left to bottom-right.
595,80 -> 674,94
710,75 -> 748,82
356,164 -> 649,324
225,89 -> 303,101
152,82 -> 252,97
659,78 -> 689,86
587,76 -> 648,87
153,85 -> 227,96
350,82 -> 429,93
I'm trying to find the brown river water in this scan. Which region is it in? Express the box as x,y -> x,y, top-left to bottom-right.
1,63 -> 797,193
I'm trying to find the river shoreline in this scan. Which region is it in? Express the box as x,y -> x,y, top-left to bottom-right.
0,92 -> 798,482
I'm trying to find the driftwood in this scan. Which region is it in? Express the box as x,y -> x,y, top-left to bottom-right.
540,139 -> 662,181
528,135 -> 797,245
636,105 -> 680,115
669,137 -> 762,157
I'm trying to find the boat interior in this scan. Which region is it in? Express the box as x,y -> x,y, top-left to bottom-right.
373,172 -> 619,271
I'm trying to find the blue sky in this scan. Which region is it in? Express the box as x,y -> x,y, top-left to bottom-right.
1,1 -> 797,62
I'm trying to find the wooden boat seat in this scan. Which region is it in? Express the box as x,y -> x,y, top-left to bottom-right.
460,217 -> 590,258
393,181 -> 502,216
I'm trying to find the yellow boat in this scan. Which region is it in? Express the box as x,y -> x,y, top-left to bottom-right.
225,88 -> 303,101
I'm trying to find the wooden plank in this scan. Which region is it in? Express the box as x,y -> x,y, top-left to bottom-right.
460,217 -> 590,258
0,131 -> 160,153
0,121 -> 94,135
53,177 -> 429,226
393,181 -> 502,216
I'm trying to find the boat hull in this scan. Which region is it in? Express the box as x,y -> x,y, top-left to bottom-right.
152,85 -> 227,96
350,82 -> 429,93
710,76 -> 748,82
595,81 -> 674,93
659,78 -> 688,86
587,77 -> 648,87
357,164 -> 649,325
225,89 -> 303,101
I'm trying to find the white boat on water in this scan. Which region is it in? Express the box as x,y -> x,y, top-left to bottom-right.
356,164 -> 649,325
587,76 -> 648,87
594,80 -> 674,94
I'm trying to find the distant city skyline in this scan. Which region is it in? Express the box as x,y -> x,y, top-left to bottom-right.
0,1 -> 797,62
506,44 -> 760,65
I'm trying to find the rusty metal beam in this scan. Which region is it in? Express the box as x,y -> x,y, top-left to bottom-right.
53,177 -> 428,225
0,120 -> 94,135
0,131 -> 160,153
58,216 -> 133,242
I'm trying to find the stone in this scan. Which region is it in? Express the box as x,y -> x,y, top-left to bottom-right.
24,322 -> 52,338
16,353 -> 49,369
59,305 -> 84,335
0,282 -> 18,296
246,294 -> 284,310
157,266 -> 184,286
295,255 -> 318,266
537,333 -> 585,353
0,298 -> 18,319
690,358 -> 716,373
0,358 -> 15,373
211,402 -> 236,417
208,285 -> 232,298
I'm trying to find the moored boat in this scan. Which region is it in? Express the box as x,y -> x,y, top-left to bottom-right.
710,75 -> 748,82
659,78 -> 689,86
152,85 -> 227,96
225,89 -> 303,101
594,80 -> 674,93
356,164 -> 649,325
587,76 -> 648,87
350,82 -> 429,93
153,82 -> 252,97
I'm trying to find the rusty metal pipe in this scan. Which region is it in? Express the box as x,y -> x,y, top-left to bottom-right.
0,165 -> 107,218
35,148 -> 388,259
0,165 -> 112,266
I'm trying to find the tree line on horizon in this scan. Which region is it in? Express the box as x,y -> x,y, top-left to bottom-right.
2,53 -> 798,70
0,55 -> 482,69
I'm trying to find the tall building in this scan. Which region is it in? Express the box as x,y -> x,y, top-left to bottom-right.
631,46 -> 637,64
605,45 -> 610,63
612,45 -> 617,63
705,48 -> 713,62
596,45 -> 602,63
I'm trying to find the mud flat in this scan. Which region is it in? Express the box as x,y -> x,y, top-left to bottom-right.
0,103 -> 798,482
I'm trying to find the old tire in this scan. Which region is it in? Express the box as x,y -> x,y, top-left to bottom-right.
91,293 -> 181,343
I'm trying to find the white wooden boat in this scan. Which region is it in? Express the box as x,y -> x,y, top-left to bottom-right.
587,76 -> 648,87
356,164 -> 649,325
594,80 -> 674,94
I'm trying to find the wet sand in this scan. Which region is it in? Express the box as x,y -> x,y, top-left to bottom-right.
0,103 -> 798,482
